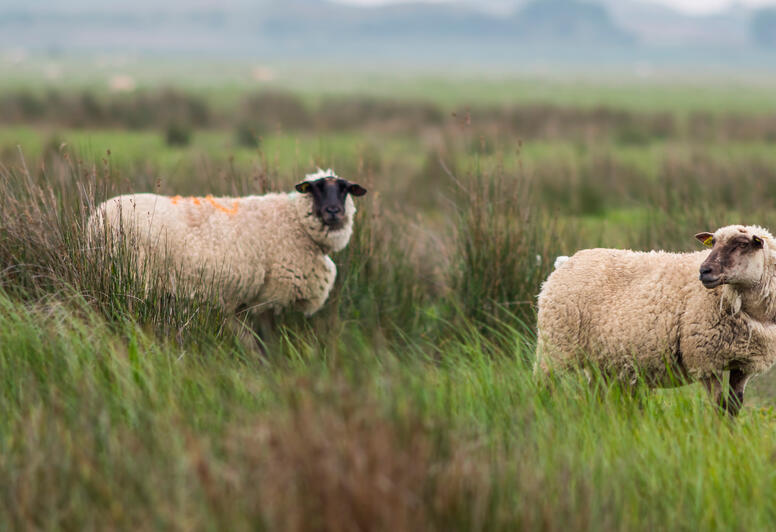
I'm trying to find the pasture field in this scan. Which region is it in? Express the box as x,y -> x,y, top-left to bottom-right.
3,79 -> 776,530
5,58 -> 776,112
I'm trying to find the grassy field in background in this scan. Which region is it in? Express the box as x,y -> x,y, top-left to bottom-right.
5,56 -> 776,112
3,78 -> 776,529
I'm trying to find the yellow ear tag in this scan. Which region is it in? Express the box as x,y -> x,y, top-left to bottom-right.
703,237 -> 713,247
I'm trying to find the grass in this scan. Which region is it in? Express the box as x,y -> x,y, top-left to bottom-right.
3,82 -> 776,529
5,57 -> 776,112
2,293 -> 776,529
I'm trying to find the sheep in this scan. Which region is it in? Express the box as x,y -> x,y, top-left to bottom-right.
535,225 -> 776,416
88,168 -> 367,342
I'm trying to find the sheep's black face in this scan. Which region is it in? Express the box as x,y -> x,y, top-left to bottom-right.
295,177 -> 367,229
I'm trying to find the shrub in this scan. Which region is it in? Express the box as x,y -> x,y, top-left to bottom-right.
234,122 -> 263,148
240,90 -> 313,131
318,96 -> 444,131
165,122 -> 192,147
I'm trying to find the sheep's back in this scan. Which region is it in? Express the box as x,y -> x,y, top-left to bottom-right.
89,193 -> 301,303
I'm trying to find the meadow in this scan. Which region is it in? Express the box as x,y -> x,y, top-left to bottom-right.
3,76 -> 776,530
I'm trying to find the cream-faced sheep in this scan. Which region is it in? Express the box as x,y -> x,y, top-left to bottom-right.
89,169 -> 366,341
535,225 -> 776,416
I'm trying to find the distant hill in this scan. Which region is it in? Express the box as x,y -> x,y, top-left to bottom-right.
0,0 -> 774,69
259,0 -> 506,41
468,0 -> 757,47
599,0 -> 751,47
0,0 -> 637,59
259,0 -> 633,45
512,0 -> 633,45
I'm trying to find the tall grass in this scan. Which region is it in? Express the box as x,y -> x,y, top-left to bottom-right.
5,131 -> 776,344
3,89 -> 776,529
1,292 -> 776,529
451,165 -> 564,329
0,154 -> 228,344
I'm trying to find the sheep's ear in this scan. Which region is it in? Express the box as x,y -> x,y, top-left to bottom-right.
347,183 -> 367,197
695,232 -> 714,247
753,235 -> 764,248
296,182 -> 311,194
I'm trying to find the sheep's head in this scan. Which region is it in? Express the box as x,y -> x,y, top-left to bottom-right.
695,225 -> 771,289
295,169 -> 367,229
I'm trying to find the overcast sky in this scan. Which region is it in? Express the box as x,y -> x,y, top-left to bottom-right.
333,0 -> 776,15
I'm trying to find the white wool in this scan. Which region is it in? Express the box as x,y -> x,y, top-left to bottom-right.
553,256 -> 570,269
305,168 -> 339,182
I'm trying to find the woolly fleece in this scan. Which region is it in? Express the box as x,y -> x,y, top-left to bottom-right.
535,225 -> 776,391
89,170 -> 357,316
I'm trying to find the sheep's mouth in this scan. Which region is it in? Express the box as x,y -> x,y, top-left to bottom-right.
321,215 -> 345,229
700,276 -> 724,289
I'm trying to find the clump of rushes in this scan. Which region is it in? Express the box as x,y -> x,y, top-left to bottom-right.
0,152 -> 227,345
450,163 -> 564,332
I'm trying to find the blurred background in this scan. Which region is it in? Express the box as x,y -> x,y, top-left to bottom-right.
4,0 -> 776,339
5,4 -> 776,528
3,0 -> 776,73
3,0 -> 776,308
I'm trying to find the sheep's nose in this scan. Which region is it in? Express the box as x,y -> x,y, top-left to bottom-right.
700,265 -> 713,276
325,206 -> 341,215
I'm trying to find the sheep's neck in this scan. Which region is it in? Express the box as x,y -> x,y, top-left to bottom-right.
734,285 -> 776,324
292,196 -> 329,252
305,224 -> 334,254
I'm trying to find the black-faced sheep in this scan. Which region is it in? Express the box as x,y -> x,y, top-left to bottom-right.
89,169 -> 367,343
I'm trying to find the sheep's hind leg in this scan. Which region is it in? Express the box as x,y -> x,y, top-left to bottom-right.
231,306 -> 262,353
723,369 -> 751,417
702,372 -> 724,412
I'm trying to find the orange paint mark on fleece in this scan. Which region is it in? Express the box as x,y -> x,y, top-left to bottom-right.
205,195 -> 239,215
169,194 -> 238,215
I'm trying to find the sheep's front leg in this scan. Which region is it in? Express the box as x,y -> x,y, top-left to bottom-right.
231,305 -> 274,355
702,370 -> 751,417
254,311 -> 277,344
722,369 -> 751,417
702,372 -> 724,408
297,256 -> 337,317
231,309 -> 260,352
